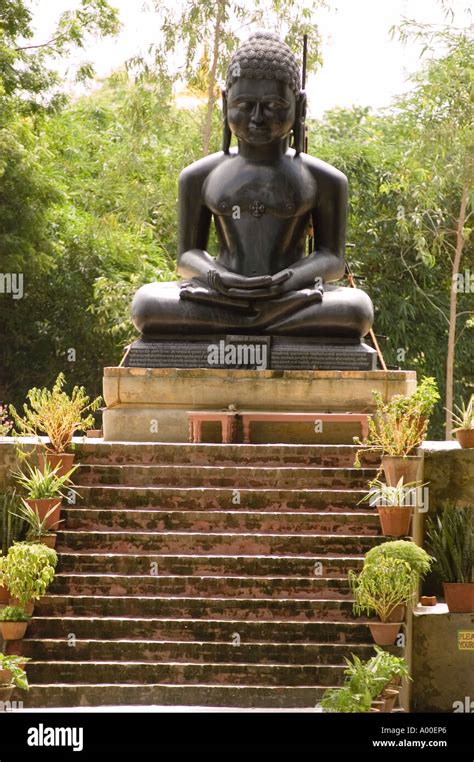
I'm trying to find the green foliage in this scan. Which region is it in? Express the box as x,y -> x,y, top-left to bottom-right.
309,26 -> 473,438
364,541 -> 433,579
354,390 -> 428,467
426,504 -> 473,583
13,500 -> 64,539
358,478 -> 426,508
0,605 -> 30,622
12,460 -> 78,500
0,490 -> 27,554
0,653 -> 29,690
10,373 -> 101,452
349,557 -> 417,621
449,395 -> 474,431
320,648 -> 410,713
2,542 -> 57,606
389,377 -> 440,419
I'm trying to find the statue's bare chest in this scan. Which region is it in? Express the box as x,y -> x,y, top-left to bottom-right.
203,156 -> 317,220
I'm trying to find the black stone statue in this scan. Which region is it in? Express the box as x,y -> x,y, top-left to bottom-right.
131,31 -> 373,343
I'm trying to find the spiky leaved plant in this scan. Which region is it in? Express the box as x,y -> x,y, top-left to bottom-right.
426,504 -> 473,583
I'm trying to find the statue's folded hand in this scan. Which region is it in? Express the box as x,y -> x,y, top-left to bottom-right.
209,270 -> 273,293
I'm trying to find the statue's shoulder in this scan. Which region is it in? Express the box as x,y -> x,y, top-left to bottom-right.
179,151 -> 226,185
299,152 -> 348,189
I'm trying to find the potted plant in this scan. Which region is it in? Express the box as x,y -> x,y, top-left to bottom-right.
448,395 -> 474,449
0,606 -> 30,640
363,540 -> 433,615
364,540 -> 433,577
349,557 -> 417,645
10,373 -> 101,476
12,460 -> 78,531
366,647 -> 411,710
319,685 -> 368,713
3,542 -> 57,615
354,382 -> 437,484
11,500 -> 64,549
358,478 -> 426,537
0,653 -> 29,692
426,504 -> 473,613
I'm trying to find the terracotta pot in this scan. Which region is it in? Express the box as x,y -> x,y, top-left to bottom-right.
382,455 -> 423,486
455,429 -> 474,449
1,621 -> 28,640
386,604 -> 406,623
86,430 -> 102,438
420,596 -> 437,606
389,675 -> 402,687
382,688 -> 400,712
25,498 -> 61,531
9,598 -> 34,617
0,585 -> 10,604
29,534 -> 57,549
368,621 -> 402,646
0,686 -> 14,701
39,451 -> 75,479
443,582 -> 474,613
377,505 -> 413,537
0,668 -> 12,684
370,700 -> 385,712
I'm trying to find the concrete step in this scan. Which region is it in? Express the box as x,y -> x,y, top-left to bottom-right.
50,573 -> 352,599
74,442 -> 380,468
60,508 -> 379,535
26,660 -> 347,686
26,616 -> 372,642
20,683 -> 333,708
56,530 -> 383,555
73,486 -> 370,511
18,639 -> 377,664
35,595 -> 359,620
56,553 -> 364,577
76,464 -> 377,489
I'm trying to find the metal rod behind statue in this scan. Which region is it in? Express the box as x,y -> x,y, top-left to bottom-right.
302,34 -> 314,255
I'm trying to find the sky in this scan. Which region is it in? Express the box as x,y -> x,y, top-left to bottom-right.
28,0 -> 472,116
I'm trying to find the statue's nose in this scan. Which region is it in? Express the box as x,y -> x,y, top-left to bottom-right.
250,102 -> 264,125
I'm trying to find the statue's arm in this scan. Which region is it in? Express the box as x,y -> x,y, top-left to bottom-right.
177,160 -> 228,282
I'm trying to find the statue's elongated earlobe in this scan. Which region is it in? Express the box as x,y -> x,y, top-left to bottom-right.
293,90 -> 307,156
222,89 -> 232,154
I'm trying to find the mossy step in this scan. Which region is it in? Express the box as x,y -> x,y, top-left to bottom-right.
26,660 -> 347,686
76,464 -> 376,489
50,573 -> 352,598
56,553 -> 364,576
26,616 -> 372,643
20,683 -> 333,708
74,441 -> 380,468
19,639 -> 378,664
56,529 -> 383,554
35,595 -> 359,620
74,486 -> 369,511
60,508 -> 379,534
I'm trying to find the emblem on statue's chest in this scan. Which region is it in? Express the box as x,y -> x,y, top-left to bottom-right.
250,200 -> 266,218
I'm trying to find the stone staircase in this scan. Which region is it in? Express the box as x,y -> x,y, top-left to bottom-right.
17,442 -> 386,708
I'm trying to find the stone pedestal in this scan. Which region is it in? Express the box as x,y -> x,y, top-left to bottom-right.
102,367 -> 416,443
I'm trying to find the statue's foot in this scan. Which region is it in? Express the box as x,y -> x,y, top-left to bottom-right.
264,284 -> 374,338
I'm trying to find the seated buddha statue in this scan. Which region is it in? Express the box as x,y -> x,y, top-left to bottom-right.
131,31 -> 373,339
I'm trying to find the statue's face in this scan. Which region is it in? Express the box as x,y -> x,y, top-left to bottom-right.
226,77 -> 296,145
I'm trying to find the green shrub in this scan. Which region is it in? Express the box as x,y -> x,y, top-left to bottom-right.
364,541 -> 433,578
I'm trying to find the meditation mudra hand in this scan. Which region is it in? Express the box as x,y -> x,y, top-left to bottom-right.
131,31 -> 373,338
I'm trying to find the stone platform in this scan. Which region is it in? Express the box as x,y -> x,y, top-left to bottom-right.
124,335 -> 377,371
102,367 -> 416,443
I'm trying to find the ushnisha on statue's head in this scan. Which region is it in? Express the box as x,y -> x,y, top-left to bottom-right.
222,30 -> 306,155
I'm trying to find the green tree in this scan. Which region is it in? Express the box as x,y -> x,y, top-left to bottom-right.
147,0 -> 325,155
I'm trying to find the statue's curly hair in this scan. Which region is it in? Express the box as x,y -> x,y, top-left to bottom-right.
225,31 -> 301,94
